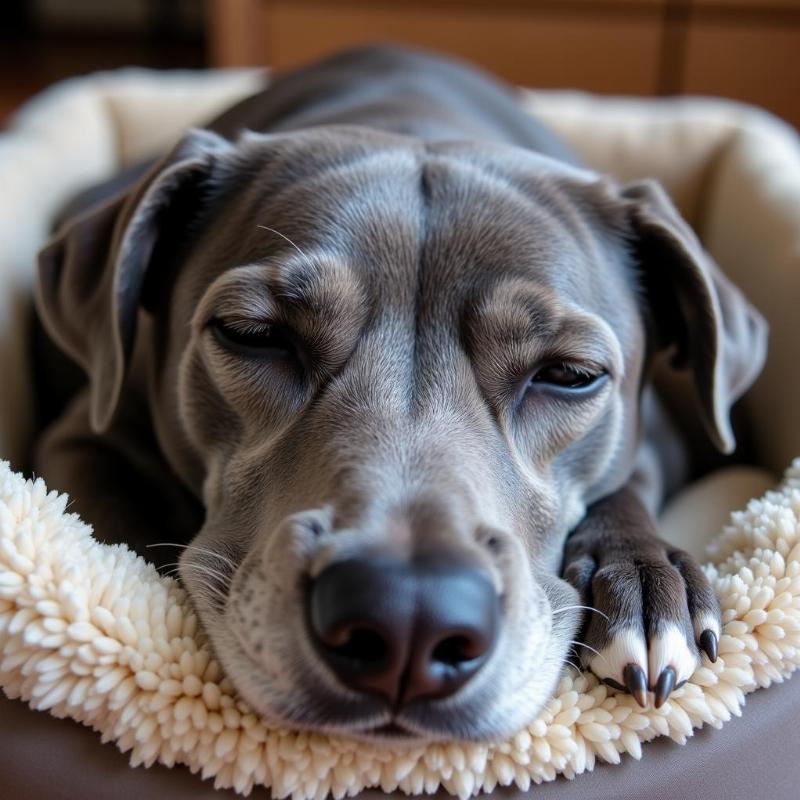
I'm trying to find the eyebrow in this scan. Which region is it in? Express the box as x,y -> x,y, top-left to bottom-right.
199,252 -> 360,317
194,254 -> 368,370
466,279 -> 624,377
474,288 -> 561,343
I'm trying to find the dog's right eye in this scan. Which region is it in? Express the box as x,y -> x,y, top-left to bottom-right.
209,318 -> 296,359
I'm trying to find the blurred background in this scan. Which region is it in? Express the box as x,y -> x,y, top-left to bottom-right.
1,0 -> 798,128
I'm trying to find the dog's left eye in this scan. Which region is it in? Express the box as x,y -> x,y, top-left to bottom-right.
209,318 -> 296,359
528,362 -> 607,391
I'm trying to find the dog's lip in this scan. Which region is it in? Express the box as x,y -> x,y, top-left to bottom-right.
367,722 -> 416,738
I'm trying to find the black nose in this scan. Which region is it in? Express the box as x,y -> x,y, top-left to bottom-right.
307,556 -> 500,706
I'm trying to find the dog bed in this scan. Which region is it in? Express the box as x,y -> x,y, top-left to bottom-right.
1,458 -> 799,799
1,69 -> 799,799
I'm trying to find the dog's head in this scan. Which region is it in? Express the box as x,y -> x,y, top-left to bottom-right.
37,126 -> 766,741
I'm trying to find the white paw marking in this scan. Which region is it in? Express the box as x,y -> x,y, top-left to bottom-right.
589,628 -> 649,685
647,624 -> 698,687
589,624 -> 700,691
693,613 -> 720,641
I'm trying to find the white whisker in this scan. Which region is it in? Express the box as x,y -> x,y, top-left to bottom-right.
181,562 -> 233,586
188,577 -> 230,604
147,542 -> 238,570
257,225 -> 315,270
563,659 -> 583,678
553,604 -> 609,621
568,639 -> 610,669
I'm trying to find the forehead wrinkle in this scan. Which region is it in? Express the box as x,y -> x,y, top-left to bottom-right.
252,148 -> 423,278
193,255 -> 366,340
548,312 -> 625,379
421,149 -> 598,267
422,166 -> 564,281
193,264 -> 277,330
222,251 -> 363,312
449,146 -> 605,258
468,279 -> 624,377
266,251 -> 336,304
471,279 -> 563,342
266,253 -> 370,358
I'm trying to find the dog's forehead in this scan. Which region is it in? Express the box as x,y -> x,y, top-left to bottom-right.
416,148 -> 615,303
198,129 -> 638,362
229,131 -> 619,305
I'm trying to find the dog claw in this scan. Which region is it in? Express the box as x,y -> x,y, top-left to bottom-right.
699,629 -> 718,662
654,666 -> 676,708
623,664 -> 647,707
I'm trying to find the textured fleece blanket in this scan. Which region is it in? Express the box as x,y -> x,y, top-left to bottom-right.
1,460 -> 799,798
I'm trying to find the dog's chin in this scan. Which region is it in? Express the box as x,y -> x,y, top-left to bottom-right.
341,722 -> 431,747
342,720 -> 503,747
217,630 -> 576,745
190,570 -> 582,745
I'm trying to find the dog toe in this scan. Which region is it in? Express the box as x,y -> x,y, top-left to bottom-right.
588,631 -> 649,706
669,548 -> 721,662
647,624 -> 698,697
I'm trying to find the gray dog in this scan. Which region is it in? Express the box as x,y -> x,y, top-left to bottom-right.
33,45 -> 767,742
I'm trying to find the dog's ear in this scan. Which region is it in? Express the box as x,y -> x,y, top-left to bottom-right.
620,179 -> 767,453
36,129 -> 233,433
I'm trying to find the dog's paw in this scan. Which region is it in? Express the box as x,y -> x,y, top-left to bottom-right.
563,537 -> 720,708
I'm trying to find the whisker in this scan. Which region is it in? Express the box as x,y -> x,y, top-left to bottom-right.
188,576 -> 230,604
147,542 -> 238,570
146,542 -> 187,549
191,573 -> 229,593
257,225 -> 315,270
553,604 -> 609,621
161,565 -> 183,578
568,639 -> 610,668
563,659 -> 583,678
160,558 -> 236,598
198,591 -> 229,608
181,562 -> 233,585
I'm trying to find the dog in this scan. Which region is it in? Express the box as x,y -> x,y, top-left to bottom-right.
32,44 -> 768,742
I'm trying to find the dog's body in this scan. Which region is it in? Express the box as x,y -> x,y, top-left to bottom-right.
33,45 -> 767,741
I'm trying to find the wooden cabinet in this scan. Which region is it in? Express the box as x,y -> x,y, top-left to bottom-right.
682,12 -> 800,126
208,0 -> 800,128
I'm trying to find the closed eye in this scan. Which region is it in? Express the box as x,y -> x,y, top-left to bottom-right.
521,361 -> 609,402
209,317 -> 298,360
531,362 -> 605,389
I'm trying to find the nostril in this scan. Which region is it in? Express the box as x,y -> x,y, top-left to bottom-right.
307,558 -> 410,704
325,626 -> 388,665
431,634 -> 479,666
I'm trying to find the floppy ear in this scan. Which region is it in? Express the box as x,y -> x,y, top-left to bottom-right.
36,129 -> 233,433
621,179 -> 768,454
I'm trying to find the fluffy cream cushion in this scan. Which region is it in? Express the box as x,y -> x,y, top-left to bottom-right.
2,460 -> 799,799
